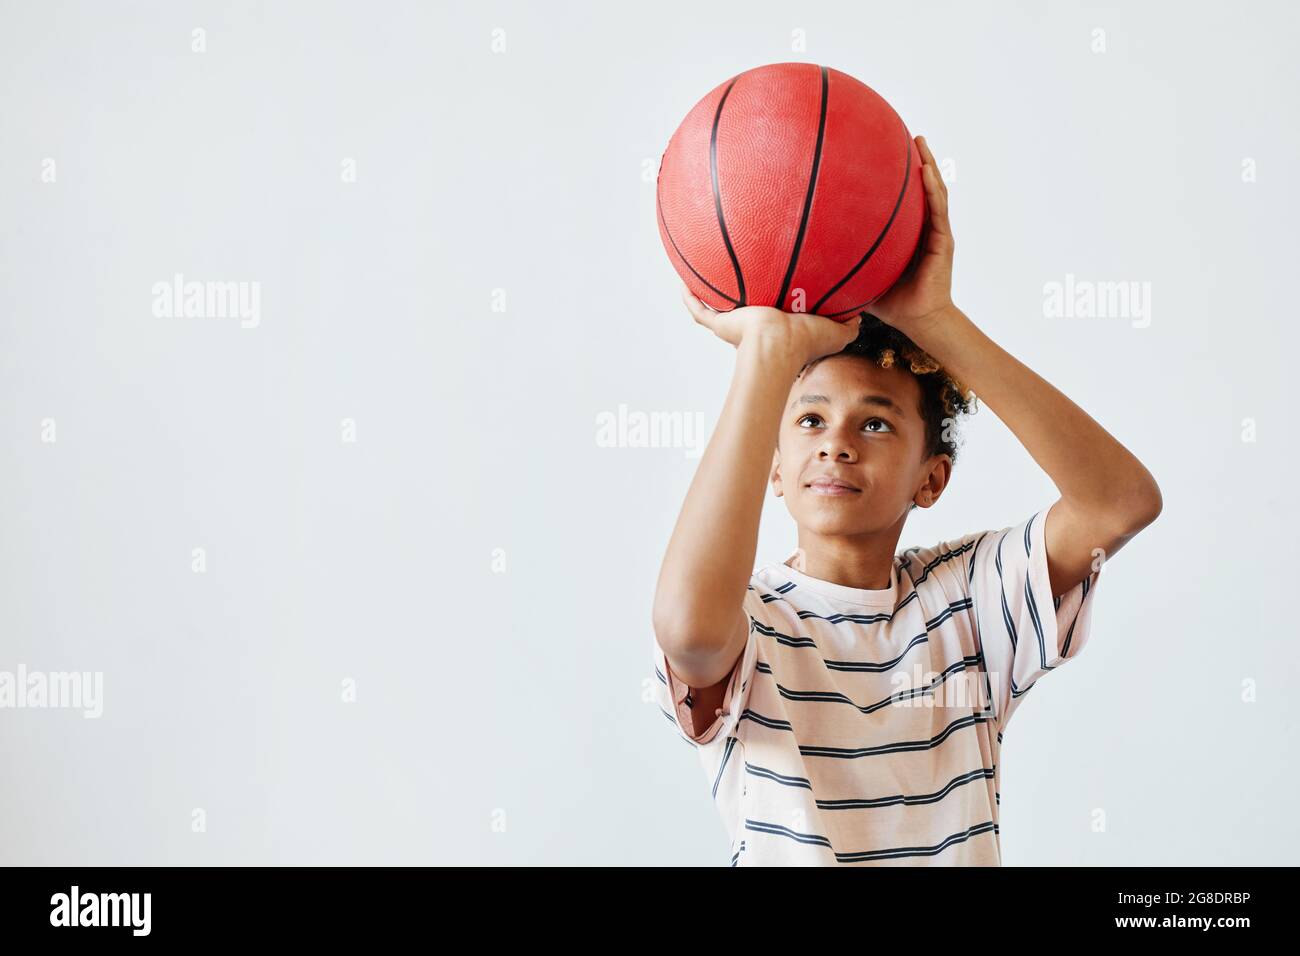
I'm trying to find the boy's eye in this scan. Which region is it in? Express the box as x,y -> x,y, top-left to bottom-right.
796,414 -> 893,433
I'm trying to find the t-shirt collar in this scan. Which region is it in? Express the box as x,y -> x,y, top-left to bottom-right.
775,552 -> 898,607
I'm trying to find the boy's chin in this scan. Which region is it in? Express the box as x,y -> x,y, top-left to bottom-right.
790,502 -> 903,536
791,512 -> 868,536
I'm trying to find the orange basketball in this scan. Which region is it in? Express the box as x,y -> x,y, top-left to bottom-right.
656,62 -> 925,320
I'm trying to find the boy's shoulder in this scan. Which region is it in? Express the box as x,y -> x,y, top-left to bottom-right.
896,532 -> 988,592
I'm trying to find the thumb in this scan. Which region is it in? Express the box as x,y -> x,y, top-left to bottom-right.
682,285 -> 712,327
819,313 -> 861,354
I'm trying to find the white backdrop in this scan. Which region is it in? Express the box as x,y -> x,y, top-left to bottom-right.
1,0 -> 1296,865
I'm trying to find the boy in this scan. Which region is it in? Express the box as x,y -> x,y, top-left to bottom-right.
650,135 -> 1162,866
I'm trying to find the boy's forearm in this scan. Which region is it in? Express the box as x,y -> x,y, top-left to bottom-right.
653,334 -> 803,649
906,304 -> 1161,522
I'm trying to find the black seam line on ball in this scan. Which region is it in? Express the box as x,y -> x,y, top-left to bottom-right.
711,76 -> 747,306
812,123 -> 914,316
776,65 -> 829,312
657,188 -> 741,306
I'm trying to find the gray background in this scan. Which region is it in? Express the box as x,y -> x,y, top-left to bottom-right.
1,0 -> 1295,865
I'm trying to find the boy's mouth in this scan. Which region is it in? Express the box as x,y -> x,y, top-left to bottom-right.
806,477 -> 861,495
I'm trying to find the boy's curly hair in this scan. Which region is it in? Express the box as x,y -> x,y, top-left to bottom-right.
796,313 -> 979,468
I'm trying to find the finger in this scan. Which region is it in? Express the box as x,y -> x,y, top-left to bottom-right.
681,284 -> 717,328
827,315 -> 864,352
921,163 -> 951,237
905,216 -> 929,272
680,280 -> 716,310
915,134 -> 937,167
827,313 -> 863,341
916,136 -> 948,200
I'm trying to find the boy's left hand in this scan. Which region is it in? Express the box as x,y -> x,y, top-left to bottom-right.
867,135 -> 954,334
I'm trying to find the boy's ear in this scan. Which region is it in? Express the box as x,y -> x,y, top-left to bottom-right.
913,453 -> 953,509
770,448 -> 783,497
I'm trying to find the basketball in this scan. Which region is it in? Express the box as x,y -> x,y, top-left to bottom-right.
656,62 -> 925,320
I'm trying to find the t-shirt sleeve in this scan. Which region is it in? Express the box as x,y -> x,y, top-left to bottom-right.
952,505 -> 1102,734
651,585 -> 763,746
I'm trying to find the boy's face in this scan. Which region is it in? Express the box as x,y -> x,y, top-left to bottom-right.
771,354 -> 951,537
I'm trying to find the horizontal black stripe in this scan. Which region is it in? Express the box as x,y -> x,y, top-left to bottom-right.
748,597 -> 970,646
772,655 -> 982,716
738,709 -> 792,732
745,761 -> 811,790
825,633 -> 929,673
799,712 -> 991,759
816,766 -> 994,810
834,820 -> 999,863
744,818 -> 833,849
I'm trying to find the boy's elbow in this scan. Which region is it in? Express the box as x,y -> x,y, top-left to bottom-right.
1146,487 -> 1163,525
652,609 -> 704,660
1123,478 -> 1163,532
652,604 -> 679,653
1112,458 -> 1162,531
653,601 -> 743,667
653,585 -> 715,653
652,599 -> 698,659
1138,479 -> 1163,526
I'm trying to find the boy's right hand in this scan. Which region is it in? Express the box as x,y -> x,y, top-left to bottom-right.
680,282 -> 863,367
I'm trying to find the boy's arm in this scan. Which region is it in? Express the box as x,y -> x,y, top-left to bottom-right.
872,135 -> 1162,598
652,333 -> 803,690
907,305 -> 1161,596
652,302 -> 859,690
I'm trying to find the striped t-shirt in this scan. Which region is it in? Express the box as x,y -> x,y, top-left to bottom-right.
651,507 -> 1100,866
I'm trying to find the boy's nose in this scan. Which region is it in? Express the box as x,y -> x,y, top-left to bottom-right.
819,446 -> 858,461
